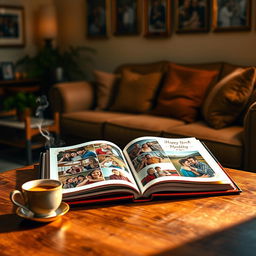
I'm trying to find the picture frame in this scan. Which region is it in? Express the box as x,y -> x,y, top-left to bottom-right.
212,0 -> 251,31
176,0 -> 210,33
0,62 -> 14,80
86,0 -> 108,38
144,0 -> 171,37
112,0 -> 140,35
0,6 -> 25,47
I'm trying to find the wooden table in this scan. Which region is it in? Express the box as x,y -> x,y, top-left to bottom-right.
0,166 -> 256,256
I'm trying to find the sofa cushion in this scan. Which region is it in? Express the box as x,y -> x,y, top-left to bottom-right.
104,114 -> 185,148
110,69 -> 162,113
162,121 -> 243,169
61,111 -> 134,141
182,62 -> 223,72
152,63 -> 219,123
219,63 -> 256,125
93,70 -> 119,110
202,67 -> 256,129
50,81 -> 94,113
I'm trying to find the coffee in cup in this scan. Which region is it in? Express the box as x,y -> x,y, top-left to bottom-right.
10,179 -> 62,217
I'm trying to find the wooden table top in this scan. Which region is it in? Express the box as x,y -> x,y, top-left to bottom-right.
0,166 -> 256,256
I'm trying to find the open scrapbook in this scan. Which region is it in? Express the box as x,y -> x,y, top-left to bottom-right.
40,136 -> 240,205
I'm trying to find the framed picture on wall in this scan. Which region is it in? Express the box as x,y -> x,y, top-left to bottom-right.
0,62 -> 14,80
144,0 -> 171,37
86,0 -> 107,38
112,0 -> 140,35
0,6 -> 25,47
176,0 -> 210,33
212,0 -> 251,31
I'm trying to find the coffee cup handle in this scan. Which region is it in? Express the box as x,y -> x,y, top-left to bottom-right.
10,190 -> 30,212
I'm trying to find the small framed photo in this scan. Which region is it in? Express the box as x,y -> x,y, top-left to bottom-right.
112,0 -> 140,35
144,0 -> 171,37
0,6 -> 25,47
176,0 -> 210,33
212,0 -> 251,31
86,0 -> 107,38
0,62 -> 15,80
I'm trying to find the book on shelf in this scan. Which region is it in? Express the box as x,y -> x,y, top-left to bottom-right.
40,136 -> 241,205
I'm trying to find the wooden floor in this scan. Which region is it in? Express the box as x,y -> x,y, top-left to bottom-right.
0,145 -> 40,172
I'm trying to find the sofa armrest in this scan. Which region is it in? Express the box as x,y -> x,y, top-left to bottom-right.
49,81 -> 94,113
244,102 -> 256,172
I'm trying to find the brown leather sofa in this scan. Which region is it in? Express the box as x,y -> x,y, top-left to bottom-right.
49,61 -> 256,172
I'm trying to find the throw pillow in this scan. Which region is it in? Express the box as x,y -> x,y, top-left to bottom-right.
202,67 -> 256,129
110,69 -> 163,113
152,63 -> 219,123
93,70 -> 119,110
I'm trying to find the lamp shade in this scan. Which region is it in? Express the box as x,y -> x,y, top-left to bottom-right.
38,4 -> 57,39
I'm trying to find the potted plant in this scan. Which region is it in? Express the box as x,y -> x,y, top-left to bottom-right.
16,45 -> 96,87
3,92 -> 37,121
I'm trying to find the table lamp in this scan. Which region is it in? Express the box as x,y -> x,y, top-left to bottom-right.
38,4 -> 57,48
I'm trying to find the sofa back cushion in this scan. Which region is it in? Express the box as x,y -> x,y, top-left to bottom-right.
114,61 -> 169,75
152,63 -> 219,123
202,67 -> 256,129
50,81 -> 94,113
110,69 -> 163,113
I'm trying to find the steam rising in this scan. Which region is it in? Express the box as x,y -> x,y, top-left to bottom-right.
35,95 -> 65,148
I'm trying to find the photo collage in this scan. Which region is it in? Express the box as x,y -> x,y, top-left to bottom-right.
127,139 -> 215,187
127,139 -> 180,186
57,143 -> 133,189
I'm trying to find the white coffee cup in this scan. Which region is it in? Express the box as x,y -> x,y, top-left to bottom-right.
10,179 -> 62,217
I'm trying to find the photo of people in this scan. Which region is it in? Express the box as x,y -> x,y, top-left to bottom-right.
98,155 -> 128,172
62,174 -> 87,189
127,139 -> 164,161
102,168 -> 132,182
81,157 -> 100,170
168,151 -> 215,178
133,152 -> 171,172
216,0 -> 250,29
144,0 -> 170,36
154,166 -> 180,177
177,0 -> 209,32
57,162 -> 85,176
113,0 -> 139,35
76,169 -> 105,186
149,0 -> 166,32
57,144 -> 96,163
60,169 -> 105,189
138,163 -> 179,186
141,167 -> 158,186
86,0 -> 107,37
65,165 -> 84,175
1,62 -> 14,80
94,143 -> 122,158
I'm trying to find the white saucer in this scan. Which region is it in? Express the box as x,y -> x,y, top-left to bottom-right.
16,202 -> 70,222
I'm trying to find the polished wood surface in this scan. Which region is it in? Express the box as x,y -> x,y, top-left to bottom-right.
0,166 -> 255,256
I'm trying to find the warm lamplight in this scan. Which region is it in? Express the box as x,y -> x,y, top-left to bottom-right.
38,4 -> 57,44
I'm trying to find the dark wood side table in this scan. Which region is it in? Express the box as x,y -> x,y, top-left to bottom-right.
0,78 -> 39,89
0,78 -> 41,94
0,112 -> 59,165
0,167 -> 255,256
